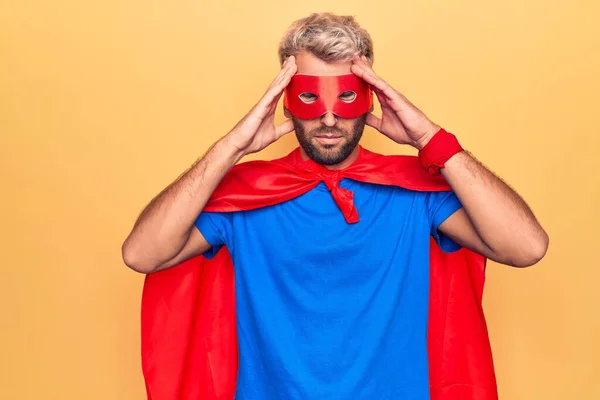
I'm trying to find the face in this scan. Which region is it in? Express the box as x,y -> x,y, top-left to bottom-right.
292,113 -> 367,166
284,51 -> 371,166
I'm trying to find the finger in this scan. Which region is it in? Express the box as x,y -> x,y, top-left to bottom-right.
351,55 -> 372,71
363,67 -> 417,112
274,56 -> 297,88
365,112 -> 382,131
273,55 -> 293,81
275,119 -> 294,138
266,90 -> 285,115
270,64 -> 296,96
271,55 -> 296,88
261,76 -> 293,118
372,87 -> 390,108
256,59 -> 297,112
260,56 -> 295,102
252,61 -> 297,119
285,55 -> 296,67
351,63 -> 403,111
351,63 -> 388,93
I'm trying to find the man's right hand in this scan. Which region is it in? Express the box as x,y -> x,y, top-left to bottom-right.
225,55 -> 298,156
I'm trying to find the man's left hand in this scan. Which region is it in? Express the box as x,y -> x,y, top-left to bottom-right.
351,56 -> 440,150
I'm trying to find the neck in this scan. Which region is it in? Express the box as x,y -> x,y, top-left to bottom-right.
299,145 -> 361,170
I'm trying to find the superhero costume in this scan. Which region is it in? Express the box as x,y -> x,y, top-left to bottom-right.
140,144 -> 498,400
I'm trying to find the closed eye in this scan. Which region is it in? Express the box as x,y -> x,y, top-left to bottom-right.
299,92 -> 318,104
339,91 -> 356,103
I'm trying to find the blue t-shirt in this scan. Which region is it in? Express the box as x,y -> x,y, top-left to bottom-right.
194,178 -> 462,400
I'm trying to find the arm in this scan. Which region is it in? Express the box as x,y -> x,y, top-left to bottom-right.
350,56 -> 549,267
434,149 -> 548,267
121,139 -> 243,273
121,56 -> 298,274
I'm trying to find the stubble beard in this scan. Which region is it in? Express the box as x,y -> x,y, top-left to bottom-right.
292,115 -> 367,166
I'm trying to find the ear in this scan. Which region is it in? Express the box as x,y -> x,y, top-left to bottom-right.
283,106 -> 292,118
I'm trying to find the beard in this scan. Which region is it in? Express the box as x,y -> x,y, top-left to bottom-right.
292,114 -> 367,166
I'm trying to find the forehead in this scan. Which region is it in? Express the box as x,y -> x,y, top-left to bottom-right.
294,50 -> 352,76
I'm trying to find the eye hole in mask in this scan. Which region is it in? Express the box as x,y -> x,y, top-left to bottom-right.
339,91 -> 356,103
299,91 -> 356,105
299,92 -> 318,104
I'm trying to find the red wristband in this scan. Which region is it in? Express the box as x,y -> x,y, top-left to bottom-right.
418,128 -> 463,175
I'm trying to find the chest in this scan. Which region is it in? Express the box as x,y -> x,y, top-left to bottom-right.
230,182 -> 432,280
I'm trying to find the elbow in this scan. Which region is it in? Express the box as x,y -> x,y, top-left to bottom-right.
121,239 -> 157,274
508,230 -> 550,268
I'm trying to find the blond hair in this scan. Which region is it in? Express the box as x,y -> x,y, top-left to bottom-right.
278,12 -> 374,66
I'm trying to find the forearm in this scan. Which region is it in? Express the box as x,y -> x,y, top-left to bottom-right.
441,150 -> 549,264
122,135 -> 244,272
350,56 -> 548,265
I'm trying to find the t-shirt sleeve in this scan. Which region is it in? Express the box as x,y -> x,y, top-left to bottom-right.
425,191 -> 463,253
193,211 -> 234,259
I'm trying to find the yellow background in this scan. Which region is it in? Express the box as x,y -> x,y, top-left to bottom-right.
1,0 -> 598,399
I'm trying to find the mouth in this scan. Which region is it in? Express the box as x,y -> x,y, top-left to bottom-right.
314,135 -> 344,146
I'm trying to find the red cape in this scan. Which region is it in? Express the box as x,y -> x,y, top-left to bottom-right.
140,146 -> 498,400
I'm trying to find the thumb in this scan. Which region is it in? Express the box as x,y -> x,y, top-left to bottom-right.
275,119 -> 294,139
365,112 -> 382,131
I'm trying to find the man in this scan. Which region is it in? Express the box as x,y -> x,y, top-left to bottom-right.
122,12 -> 548,400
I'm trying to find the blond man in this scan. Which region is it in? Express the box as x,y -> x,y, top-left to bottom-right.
123,12 -> 548,400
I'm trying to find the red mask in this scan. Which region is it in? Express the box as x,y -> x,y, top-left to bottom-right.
283,74 -> 373,120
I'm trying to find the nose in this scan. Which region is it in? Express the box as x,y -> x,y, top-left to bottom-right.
320,111 -> 337,127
